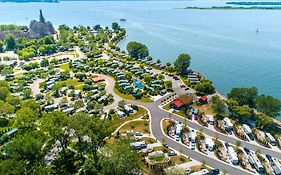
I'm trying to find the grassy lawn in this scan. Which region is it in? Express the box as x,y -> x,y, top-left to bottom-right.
190,165 -> 204,172
14,73 -> 24,78
191,104 -> 214,115
119,120 -> 150,134
174,108 -> 188,118
105,137 -> 116,145
162,119 -> 170,134
180,76 -> 190,87
190,165 -> 210,172
140,137 -> 157,144
139,162 -> 158,175
113,86 -> 153,103
162,103 -> 170,110
59,63 -> 71,71
170,155 -> 191,165
153,146 -> 171,152
112,107 -> 148,130
58,79 -> 83,90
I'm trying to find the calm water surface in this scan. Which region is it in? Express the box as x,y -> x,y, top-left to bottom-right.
1,1 -> 281,101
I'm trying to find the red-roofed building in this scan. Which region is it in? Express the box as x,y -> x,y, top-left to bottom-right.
170,94 -> 193,110
199,96 -> 208,104
170,99 -> 185,110
92,76 -> 105,83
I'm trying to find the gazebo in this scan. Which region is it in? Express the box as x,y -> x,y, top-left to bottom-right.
144,151 -> 171,171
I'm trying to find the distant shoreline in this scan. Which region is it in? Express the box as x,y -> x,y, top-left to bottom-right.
0,0 -> 58,3
227,1 -> 281,6
176,6 -> 281,10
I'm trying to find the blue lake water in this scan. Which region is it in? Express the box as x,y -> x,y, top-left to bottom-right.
1,1 -> 281,101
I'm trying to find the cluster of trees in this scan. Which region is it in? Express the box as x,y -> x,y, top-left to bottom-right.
0,77 -> 140,174
0,33 -> 58,60
16,35 -> 57,60
1,110 -> 140,174
0,24 -> 28,31
195,80 -> 215,95
174,53 -> 191,75
126,41 -> 149,59
227,87 -> 281,118
211,87 -> 281,130
0,64 -> 13,76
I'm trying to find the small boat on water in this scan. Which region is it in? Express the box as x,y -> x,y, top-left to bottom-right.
256,28 -> 259,33
120,18 -> 127,22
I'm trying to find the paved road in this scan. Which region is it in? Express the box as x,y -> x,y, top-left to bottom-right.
103,75 -> 123,110
103,74 -> 281,174
30,78 -> 44,97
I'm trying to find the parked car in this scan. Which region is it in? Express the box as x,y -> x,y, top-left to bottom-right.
207,169 -> 220,175
266,154 -> 273,162
191,142 -> 196,150
163,143 -> 169,148
225,142 -> 230,148
175,135 -> 180,141
168,151 -> 177,157
244,147 -> 250,155
135,132 -> 143,136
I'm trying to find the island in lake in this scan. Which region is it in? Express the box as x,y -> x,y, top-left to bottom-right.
181,6 -> 281,10
227,1 -> 281,6
0,0 -> 58,3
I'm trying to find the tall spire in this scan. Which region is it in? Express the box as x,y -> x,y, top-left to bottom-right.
39,9 -> 46,23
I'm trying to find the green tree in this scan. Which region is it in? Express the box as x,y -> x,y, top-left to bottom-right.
15,107 -> 39,131
1,67 -> 13,76
0,40 -> 4,53
227,87 -> 257,107
93,24 -> 102,30
195,80 -> 215,95
5,34 -> 16,50
255,113 -> 273,129
69,113 -> 90,156
111,22 -> 120,30
75,72 -> 86,82
126,41 -> 149,60
73,99 -> 85,109
0,86 -> 10,101
40,111 -> 70,165
21,99 -> 41,112
4,131 -> 45,164
40,58 -> 49,67
1,131 -> 46,174
5,94 -> 21,107
211,95 -> 226,115
143,74 -> 151,83
22,88 -> 32,100
99,136 -> 140,175
43,35 -> 55,44
255,95 -> 281,117
118,100 -> 126,108
174,53 -> 191,75
0,100 -> 14,118
232,105 -> 252,120
87,118 -> 112,166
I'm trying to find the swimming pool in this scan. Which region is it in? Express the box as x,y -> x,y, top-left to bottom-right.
133,79 -> 144,89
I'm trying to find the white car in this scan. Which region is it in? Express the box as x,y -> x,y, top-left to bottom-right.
175,135 -> 180,141
191,142 -> 196,150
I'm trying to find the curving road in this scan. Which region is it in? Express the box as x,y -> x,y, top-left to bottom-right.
103,74 -> 281,174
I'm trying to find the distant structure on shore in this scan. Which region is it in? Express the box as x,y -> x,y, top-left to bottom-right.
0,10 -> 55,40
1,0 -> 58,3
29,10 -> 56,38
